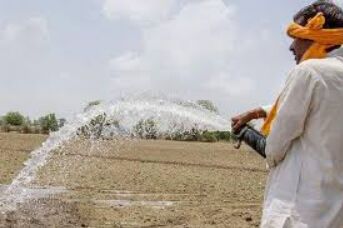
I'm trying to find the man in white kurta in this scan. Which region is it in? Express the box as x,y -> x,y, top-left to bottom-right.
230,2 -> 343,227
261,47 -> 343,227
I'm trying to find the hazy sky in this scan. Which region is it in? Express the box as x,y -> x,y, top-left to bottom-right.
1,0 -> 342,119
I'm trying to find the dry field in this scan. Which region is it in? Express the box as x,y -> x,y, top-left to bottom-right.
0,133 -> 267,227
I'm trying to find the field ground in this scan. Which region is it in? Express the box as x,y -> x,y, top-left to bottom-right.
0,133 -> 267,227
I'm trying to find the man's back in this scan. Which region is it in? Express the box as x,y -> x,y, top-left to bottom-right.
303,53 -> 343,160
262,51 -> 343,228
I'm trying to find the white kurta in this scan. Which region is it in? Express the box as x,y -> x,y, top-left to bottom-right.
261,48 -> 343,228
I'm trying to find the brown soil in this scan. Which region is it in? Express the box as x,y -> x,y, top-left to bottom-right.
0,133 -> 47,184
0,134 -> 267,227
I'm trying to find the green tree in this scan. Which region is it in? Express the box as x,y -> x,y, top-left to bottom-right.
39,113 -> 59,134
196,100 -> 218,113
4,112 -> 25,126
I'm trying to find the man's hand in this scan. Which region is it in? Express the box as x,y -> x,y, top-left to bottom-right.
231,114 -> 250,133
231,108 -> 267,133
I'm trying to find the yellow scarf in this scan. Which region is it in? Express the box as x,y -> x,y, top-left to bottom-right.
261,12 -> 343,136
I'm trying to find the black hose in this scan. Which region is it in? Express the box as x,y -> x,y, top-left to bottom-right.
233,125 -> 266,158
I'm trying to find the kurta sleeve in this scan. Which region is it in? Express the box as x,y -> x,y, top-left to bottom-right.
265,65 -> 318,168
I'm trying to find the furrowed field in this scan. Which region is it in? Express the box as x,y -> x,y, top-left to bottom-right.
0,133 -> 267,227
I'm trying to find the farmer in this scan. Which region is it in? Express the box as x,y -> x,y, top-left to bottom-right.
232,1 -> 343,227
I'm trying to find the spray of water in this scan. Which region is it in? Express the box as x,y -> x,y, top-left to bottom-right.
1,95 -> 229,210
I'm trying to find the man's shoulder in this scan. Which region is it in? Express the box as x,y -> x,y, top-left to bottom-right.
296,57 -> 340,74
294,59 -> 325,72
288,58 -> 338,82
287,61 -> 318,82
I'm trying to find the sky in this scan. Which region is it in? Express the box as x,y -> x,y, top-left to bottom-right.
0,0 -> 342,119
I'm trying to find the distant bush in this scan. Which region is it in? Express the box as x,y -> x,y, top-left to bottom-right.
78,113 -> 106,139
21,124 -> 33,134
200,131 -> 218,142
39,113 -> 59,134
134,118 -> 158,139
4,112 -> 25,126
77,113 -> 123,139
167,129 -> 231,143
210,131 -> 231,142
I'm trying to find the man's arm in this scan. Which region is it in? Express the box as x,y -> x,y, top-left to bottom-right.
231,107 -> 267,133
266,65 -> 318,168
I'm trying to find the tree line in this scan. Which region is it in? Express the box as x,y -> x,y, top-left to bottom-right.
133,117 -> 232,142
0,100 -> 234,142
0,112 -> 65,134
78,100 -> 233,143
